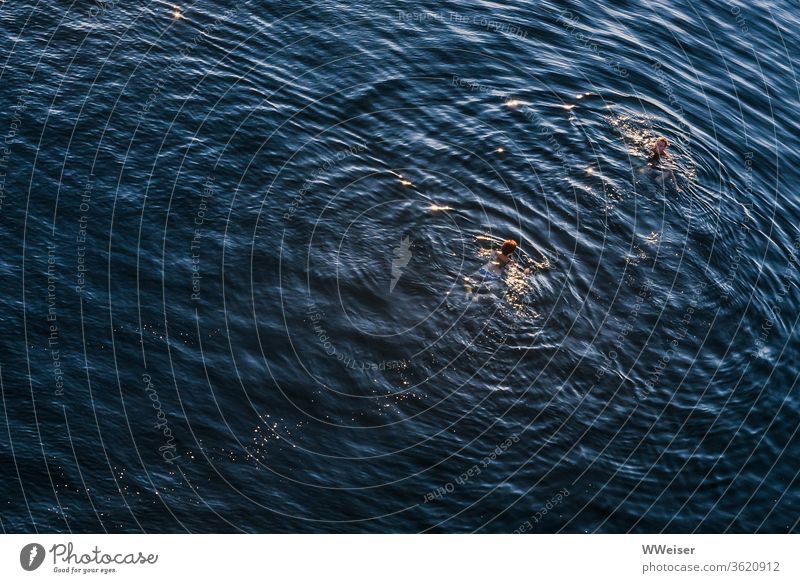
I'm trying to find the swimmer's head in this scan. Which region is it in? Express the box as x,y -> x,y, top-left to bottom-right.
501,239 -> 517,256
654,136 -> 669,153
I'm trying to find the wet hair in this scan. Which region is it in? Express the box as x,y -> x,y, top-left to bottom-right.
500,239 -> 517,256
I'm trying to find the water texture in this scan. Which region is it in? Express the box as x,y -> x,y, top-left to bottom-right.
0,0 -> 798,532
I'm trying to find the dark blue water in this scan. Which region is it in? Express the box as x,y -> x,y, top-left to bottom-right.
1,0 -> 799,533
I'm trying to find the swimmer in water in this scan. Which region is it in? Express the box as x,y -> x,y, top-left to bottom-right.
483,239 -> 517,275
647,136 -> 679,190
465,239 -> 519,299
647,136 -> 670,166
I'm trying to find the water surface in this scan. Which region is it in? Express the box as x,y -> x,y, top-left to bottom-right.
1,0 -> 799,532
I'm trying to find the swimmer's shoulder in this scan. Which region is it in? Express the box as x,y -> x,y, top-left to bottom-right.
647,150 -> 673,167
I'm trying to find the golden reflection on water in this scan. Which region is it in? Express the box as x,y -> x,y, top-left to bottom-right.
606,112 -> 697,183
471,237 -> 546,318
